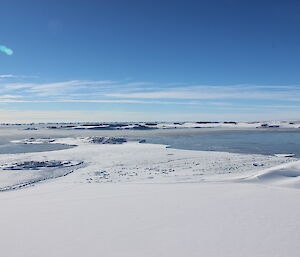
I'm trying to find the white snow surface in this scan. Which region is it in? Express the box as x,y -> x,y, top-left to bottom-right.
1,137 -> 300,257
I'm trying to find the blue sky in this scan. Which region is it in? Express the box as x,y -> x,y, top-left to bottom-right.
1,0 -> 300,122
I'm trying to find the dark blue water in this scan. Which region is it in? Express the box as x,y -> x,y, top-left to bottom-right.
141,130 -> 300,157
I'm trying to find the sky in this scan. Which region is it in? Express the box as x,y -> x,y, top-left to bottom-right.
1,0 -> 300,122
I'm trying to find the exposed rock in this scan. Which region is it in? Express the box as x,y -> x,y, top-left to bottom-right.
87,137 -> 127,144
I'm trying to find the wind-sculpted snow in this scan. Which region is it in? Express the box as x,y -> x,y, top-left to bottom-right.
241,160 -> 300,188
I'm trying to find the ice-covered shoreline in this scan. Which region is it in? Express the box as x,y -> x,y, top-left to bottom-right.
0,136 -> 298,191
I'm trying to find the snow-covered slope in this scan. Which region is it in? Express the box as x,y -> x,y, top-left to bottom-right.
1,137 -> 300,257
242,160 -> 300,188
1,180 -> 300,257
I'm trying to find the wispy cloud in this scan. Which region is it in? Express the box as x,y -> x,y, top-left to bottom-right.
0,94 -> 23,99
0,74 -> 15,78
1,76 -> 300,122
0,98 -> 214,105
2,78 -> 300,103
3,109 -> 300,123
1,80 -> 116,97
4,78 -> 300,101
105,85 -> 300,102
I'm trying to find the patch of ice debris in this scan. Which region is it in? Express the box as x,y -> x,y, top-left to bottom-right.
0,160 -> 83,192
11,138 -> 56,144
1,160 -> 81,170
86,137 -> 127,144
274,153 -> 295,157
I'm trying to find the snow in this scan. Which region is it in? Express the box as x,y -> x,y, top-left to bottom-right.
44,120 -> 300,130
1,136 -> 300,256
1,182 -> 300,257
243,160 -> 300,188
